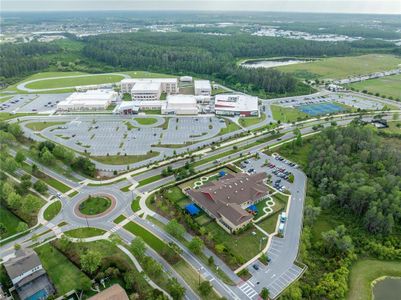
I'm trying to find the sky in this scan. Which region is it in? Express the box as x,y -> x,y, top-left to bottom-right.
2,0 -> 401,14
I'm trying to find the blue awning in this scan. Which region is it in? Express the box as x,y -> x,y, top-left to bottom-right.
219,171 -> 226,177
247,204 -> 258,212
185,203 -> 200,216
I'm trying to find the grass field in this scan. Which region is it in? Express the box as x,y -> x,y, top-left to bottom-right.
0,204 -> 24,239
123,221 -> 165,253
218,119 -> 242,135
25,74 -> 125,89
131,196 -> 141,212
384,121 -> 401,134
135,117 -> 158,125
276,54 -> 401,80
79,196 -> 111,215
239,113 -> 267,127
25,121 -> 66,131
271,105 -> 309,123
350,74 -> 401,100
92,151 -> 159,165
64,227 -> 106,238
35,243 -> 91,296
43,201 -> 62,221
347,259 -> 401,300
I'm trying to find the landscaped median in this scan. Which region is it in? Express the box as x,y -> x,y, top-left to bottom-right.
43,201 -> 62,221
123,220 -> 221,300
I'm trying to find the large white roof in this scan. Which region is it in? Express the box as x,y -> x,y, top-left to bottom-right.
167,94 -> 196,105
214,94 -> 258,112
121,78 -> 177,84
194,80 -> 211,90
66,89 -> 117,101
131,82 -> 161,92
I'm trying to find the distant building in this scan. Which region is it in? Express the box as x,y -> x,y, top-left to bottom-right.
88,284 -> 129,300
3,248 -> 55,300
186,172 -> 269,233
179,76 -> 193,83
120,78 -> 178,95
131,82 -> 162,101
214,94 -> 259,117
162,94 -> 198,115
57,89 -> 117,111
194,80 -> 211,96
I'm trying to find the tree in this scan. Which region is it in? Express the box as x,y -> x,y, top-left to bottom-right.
7,123 -> 23,139
130,237 -> 146,261
208,255 -> 214,266
0,223 -> 7,236
33,180 -> 48,194
15,151 -> 26,163
21,194 -> 42,214
260,287 -> 270,300
165,219 -> 185,239
167,278 -> 185,300
188,237 -> 204,255
198,281 -> 212,296
7,192 -> 22,208
40,148 -> 55,165
3,157 -> 18,173
16,222 -> 28,232
19,174 -> 32,192
80,250 -> 102,274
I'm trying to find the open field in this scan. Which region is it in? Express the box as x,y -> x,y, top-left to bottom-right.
35,243 -> 91,296
276,54 -> 401,80
271,105 -> 309,123
347,259 -> 401,300
350,74 -> 401,100
25,73 -> 125,90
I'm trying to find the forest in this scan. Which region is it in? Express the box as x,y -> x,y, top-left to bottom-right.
279,123 -> 401,300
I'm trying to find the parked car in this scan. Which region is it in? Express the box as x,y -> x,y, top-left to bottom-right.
253,264 -> 259,271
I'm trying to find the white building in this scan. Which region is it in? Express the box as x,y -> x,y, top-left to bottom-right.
57,90 -> 117,111
180,76 -> 193,83
120,78 -> 178,95
194,80 -> 212,96
131,82 -> 162,101
214,94 -> 259,117
162,94 -> 198,115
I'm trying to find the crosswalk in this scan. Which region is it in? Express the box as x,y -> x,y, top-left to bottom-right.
238,281 -> 258,299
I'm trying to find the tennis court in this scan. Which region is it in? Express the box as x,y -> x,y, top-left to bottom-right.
297,102 -> 345,116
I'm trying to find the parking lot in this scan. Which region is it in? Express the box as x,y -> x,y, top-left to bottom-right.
275,92 -> 384,112
0,93 -> 70,114
29,116 -> 226,156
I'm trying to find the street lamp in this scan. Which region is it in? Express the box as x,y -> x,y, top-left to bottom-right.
259,237 -> 267,251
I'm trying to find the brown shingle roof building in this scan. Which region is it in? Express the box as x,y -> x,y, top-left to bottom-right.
187,172 -> 269,233
88,284 -> 129,300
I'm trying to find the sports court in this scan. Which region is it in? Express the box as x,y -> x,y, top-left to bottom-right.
297,102 -> 345,116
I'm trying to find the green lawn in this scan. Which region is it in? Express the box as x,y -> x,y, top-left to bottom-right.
239,113 -> 267,127
271,105 -> 309,123
79,196 -> 111,215
205,222 -> 268,262
64,227 -> 106,238
218,119 -> 241,135
0,204 -> 24,239
25,74 -> 125,89
120,185 -> 132,192
134,117 -> 158,125
113,215 -> 126,224
36,171 -> 71,193
92,152 -> 159,165
384,121 -> 401,134
0,113 -> 37,122
350,74 -> 401,100
35,243 -> 91,296
43,201 -> 62,221
276,54 -> 401,80
347,259 -> 401,300
25,122 -> 66,131
256,211 -> 280,233
131,196 -> 141,212
137,174 -> 163,187
123,221 -> 165,253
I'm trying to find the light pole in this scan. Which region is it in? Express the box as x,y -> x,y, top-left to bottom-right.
259,237 -> 267,251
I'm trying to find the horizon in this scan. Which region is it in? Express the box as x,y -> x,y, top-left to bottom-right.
2,0 -> 401,15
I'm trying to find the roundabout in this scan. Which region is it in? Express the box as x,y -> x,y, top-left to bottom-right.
74,194 -> 116,218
